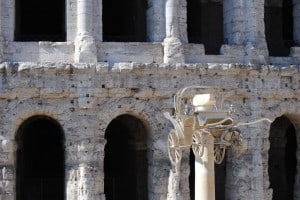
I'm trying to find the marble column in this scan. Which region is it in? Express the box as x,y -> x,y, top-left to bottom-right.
195,132 -> 215,200
74,0 -> 97,63
163,0 -> 184,64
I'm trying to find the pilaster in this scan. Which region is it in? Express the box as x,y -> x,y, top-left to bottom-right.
222,0 -> 268,64
74,0 -> 97,63
163,0 -> 184,64
147,0 -> 166,42
76,137 -> 105,200
223,0 -> 245,45
0,0 -> 4,62
243,0 -> 268,63
294,0 -> 300,46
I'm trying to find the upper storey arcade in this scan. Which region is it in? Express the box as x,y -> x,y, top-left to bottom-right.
0,0 -> 299,64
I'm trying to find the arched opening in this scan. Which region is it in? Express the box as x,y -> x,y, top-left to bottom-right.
189,150 -> 195,200
15,0 -> 66,41
189,150 -> 226,200
16,116 -> 65,200
104,114 -> 148,200
214,157 -> 226,200
269,115 -> 297,200
264,0 -> 294,56
103,0 -> 147,42
187,0 -> 224,55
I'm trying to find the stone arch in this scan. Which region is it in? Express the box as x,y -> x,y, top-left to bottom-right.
258,100 -> 300,199
104,114 -> 149,200
102,0 -> 147,42
264,0 -> 294,56
11,105 -> 65,136
187,0 -> 224,55
97,99 -> 170,199
14,0 -> 66,41
268,115 -> 297,199
97,98 -> 167,140
15,115 -> 65,200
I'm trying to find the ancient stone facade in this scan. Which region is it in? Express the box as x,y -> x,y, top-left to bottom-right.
0,0 -> 300,200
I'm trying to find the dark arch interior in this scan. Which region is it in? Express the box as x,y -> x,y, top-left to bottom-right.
189,150 -> 195,200
16,116 -> 65,200
269,116 -> 297,200
189,150 -> 226,200
15,0 -> 66,41
264,0 -> 294,56
103,0 -> 147,42
187,0 -> 224,55
215,157 -> 226,200
104,115 -> 148,200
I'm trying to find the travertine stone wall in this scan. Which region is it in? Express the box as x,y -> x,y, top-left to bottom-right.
0,0 -> 300,199
0,62 -> 300,200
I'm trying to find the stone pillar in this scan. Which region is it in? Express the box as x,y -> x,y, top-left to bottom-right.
0,140 -> 15,200
243,0 -> 268,63
0,0 -> 3,62
163,0 -> 184,64
291,0 -> 300,59
223,0 -> 267,63
221,0 -> 245,60
66,166 -> 79,200
167,163 -> 181,200
195,132 -> 215,200
74,0 -> 97,63
294,0 -> 300,46
223,0 -> 245,45
222,0 -> 267,64
76,138 -> 105,200
148,0 -> 166,42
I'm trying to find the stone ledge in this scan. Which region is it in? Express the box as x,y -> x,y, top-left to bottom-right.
0,62 -> 299,77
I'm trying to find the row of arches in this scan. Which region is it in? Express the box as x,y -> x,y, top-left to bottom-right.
15,114 -> 298,200
16,115 -> 148,200
14,0 -> 296,56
